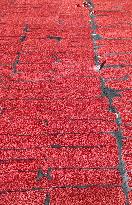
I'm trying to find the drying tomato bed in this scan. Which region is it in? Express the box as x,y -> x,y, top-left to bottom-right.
0,0 -> 131,204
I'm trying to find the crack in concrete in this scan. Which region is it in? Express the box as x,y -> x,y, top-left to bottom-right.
47,35 -> 62,42
87,0 -> 101,67
44,193 -> 50,205
50,144 -> 104,149
36,168 -> 52,181
12,52 -> 21,73
36,169 -> 44,180
11,24 -> 29,74
23,24 -> 29,32
86,2 -> 131,201
99,76 -> 130,204
19,34 -> 27,42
